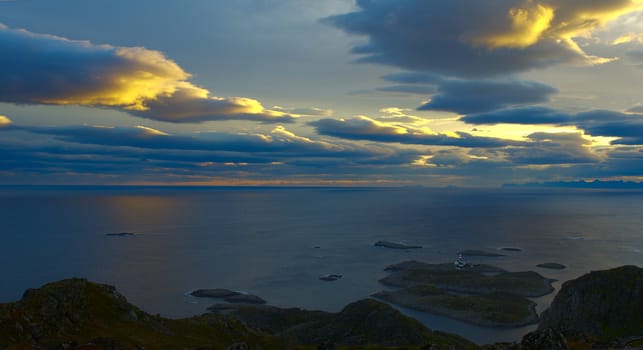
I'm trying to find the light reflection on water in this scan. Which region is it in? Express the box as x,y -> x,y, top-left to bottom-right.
0,187 -> 641,345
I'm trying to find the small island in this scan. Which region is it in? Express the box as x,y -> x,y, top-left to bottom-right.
374,240 -> 423,249
373,260 -> 555,327
319,274 -> 343,281
458,249 -> 505,257
191,288 -> 240,298
105,232 -> 136,237
191,288 -> 267,304
537,262 -> 567,270
500,247 -> 523,252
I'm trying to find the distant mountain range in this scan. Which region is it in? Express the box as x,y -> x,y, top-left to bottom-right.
504,180 -> 643,189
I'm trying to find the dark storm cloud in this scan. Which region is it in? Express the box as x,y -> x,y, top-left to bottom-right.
326,0 -> 636,77
418,80 -> 557,114
310,116 -> 521,148
0,23 -> 293,123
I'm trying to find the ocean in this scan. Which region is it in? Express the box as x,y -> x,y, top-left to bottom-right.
1,186 -> 641,344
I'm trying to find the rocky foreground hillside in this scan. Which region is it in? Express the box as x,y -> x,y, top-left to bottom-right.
0,265 -> 641,350
0,278 -> 474,350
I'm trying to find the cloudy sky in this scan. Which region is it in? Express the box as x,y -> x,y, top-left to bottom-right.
1,0 -> 643,187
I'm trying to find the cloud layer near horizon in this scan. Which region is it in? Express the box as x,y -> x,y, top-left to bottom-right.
0,23 -> 293,123
310,116 -> 520,148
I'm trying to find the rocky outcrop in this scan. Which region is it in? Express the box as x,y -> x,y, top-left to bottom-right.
539,265 -> 643,342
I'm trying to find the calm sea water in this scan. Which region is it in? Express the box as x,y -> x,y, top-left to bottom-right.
1,186 -> 642,344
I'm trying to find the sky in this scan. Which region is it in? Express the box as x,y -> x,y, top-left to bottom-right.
1,0 -> 643,187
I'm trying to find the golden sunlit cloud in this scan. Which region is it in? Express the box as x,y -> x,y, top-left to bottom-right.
271,125 -> 343,151
468,2 -> 554,49
0,24 -> 293,123
612,32 -> 643,44
134,125 -> 169,137
411,155 -> 436,167
0,115 -> 11,128
465,0 -> 643,63
332,116 -> 412,136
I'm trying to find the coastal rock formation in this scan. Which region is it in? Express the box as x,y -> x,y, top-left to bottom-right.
539,265 -> 643,342
374,240 -> 423,249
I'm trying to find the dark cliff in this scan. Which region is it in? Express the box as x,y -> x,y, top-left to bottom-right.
539,265 -> 643,342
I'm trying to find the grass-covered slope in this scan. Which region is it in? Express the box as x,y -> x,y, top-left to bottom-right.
0,278 -> 282,349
